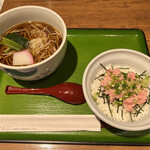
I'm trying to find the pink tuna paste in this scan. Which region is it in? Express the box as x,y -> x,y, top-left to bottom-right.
101,68 -> 148,112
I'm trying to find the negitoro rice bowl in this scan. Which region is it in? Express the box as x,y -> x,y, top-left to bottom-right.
91,64 -> 150,122
82,49 -> 150,131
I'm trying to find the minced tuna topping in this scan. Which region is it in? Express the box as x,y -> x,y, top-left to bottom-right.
92,64 -> 150,122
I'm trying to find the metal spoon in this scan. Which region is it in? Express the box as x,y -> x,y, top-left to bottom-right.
5,82 -> 86,105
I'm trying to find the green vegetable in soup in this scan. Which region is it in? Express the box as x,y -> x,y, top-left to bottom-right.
5,33 -> 29,48
0,33 -> 29,53
0,37 -> 23,52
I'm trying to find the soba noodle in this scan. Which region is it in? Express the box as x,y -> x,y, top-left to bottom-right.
0,22 -> 62,66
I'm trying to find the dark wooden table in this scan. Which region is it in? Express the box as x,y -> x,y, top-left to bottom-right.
1,0 -> 150,149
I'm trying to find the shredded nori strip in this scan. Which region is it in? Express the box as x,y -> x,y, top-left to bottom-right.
130,112 -> 133,122
106,96 -> 113,117
119,67 -> 129,69
103,97 -> 106,104
95,73 -> 105,80
100,63 -> 107,71
117,105 -> 119,113
139,70 -> 146,78
121,107 -> 124,120
132,104 -> 144,117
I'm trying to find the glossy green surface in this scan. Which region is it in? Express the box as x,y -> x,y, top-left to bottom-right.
0,29 -> 149,144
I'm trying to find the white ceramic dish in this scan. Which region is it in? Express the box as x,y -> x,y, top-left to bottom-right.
0,5 -> 67,81
82,48 -> 150,131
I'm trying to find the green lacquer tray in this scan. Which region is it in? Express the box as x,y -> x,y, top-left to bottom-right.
0,29 -> 150,145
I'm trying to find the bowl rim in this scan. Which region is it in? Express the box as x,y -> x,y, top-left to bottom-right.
0,5 -> 67,70
82,48 -> 150,131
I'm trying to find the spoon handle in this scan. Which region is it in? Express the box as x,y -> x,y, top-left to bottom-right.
5,85 -> 49,95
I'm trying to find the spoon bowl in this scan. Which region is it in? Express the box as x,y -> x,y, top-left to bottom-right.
5,82 -> 86,105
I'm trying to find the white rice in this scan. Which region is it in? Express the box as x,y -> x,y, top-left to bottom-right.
91,65 -> 150,122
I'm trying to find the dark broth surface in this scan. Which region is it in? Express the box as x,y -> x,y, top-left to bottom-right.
0,22 -> 62,66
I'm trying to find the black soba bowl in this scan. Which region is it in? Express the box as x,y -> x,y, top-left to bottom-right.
0,6 -> 67,81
